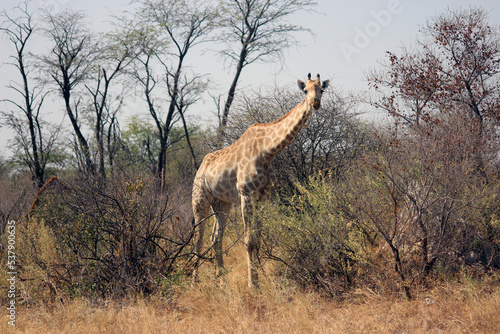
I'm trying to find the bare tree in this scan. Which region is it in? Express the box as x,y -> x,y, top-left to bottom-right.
215,0 -> 317,147
0,0 -> 59,188
38,8 -> 98,173
133,0 -> 216,186
84,29 -> 135,180
123,18 -> 163,175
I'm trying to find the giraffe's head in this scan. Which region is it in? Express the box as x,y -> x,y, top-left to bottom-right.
297,73 -> 330,110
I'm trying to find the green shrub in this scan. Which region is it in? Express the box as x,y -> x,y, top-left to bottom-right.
260,174 -> 364,298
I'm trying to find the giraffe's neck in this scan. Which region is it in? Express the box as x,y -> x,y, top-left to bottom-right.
261,98 -> 312,162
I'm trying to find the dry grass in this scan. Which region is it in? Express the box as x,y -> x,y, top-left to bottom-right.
3,244 -> 500,334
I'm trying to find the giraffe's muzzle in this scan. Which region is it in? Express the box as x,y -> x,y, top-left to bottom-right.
312,98 -> 321,110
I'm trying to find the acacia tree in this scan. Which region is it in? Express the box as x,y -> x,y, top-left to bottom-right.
367,7 -> 500,129
0,1 -> 59,188
132,0 -> 215,185
124,18 -> 163,175
38,8 -> 98,173
84,29 -> 136,180
359,7 -> 500,297
215,0 -> 317,147
367,7 -> 500,178
340,106 -> 488,300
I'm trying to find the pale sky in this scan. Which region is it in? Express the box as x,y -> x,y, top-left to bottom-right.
1,0 -> 500,158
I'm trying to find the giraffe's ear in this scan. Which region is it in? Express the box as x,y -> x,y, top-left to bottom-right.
297,80 -> 306,91
322,79 -> 330,90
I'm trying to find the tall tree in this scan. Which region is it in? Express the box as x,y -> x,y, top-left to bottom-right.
366,7 -> 500,174
84,30 -> 135,180
367,7 -> 500,128
0,0 -> 57,188
216,0 -> 316,147
38,8 -> 98,173
134,0 -> 215,185
125,18 -> 163,175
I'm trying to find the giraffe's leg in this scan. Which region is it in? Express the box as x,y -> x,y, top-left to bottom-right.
210,201 -> 232,277
241,194 -> 260,288
192,194 -> 210,283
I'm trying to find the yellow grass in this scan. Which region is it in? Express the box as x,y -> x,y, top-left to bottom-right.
3,244 -> 500,334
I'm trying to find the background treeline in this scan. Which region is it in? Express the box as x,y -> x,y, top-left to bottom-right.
0,1 -> 499,303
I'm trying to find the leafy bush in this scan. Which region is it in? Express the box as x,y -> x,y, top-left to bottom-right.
260,143 -> 500,299
260,174 -> 363,298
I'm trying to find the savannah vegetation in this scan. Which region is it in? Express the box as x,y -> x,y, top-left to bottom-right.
0,1 -> 499,332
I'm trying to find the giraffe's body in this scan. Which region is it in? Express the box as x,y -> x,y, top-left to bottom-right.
192,74 -> 329,287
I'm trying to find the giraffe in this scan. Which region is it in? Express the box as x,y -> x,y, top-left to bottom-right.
192,73 -> 330,288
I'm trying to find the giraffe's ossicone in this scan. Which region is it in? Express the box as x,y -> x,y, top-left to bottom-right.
192,73 -> 330,288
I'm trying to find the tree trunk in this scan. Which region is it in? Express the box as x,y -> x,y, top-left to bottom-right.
96,126 -> 105,180
179,107 -> 198,170
216,46 -> 247,148
158,54 -> 184,188
389,242 -> 412,300
20,53 -> 44,188
63,88 -> 93,173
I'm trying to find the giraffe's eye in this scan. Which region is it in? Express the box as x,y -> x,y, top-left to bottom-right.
303,89 -> 308,94
320,89 -> 324,94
